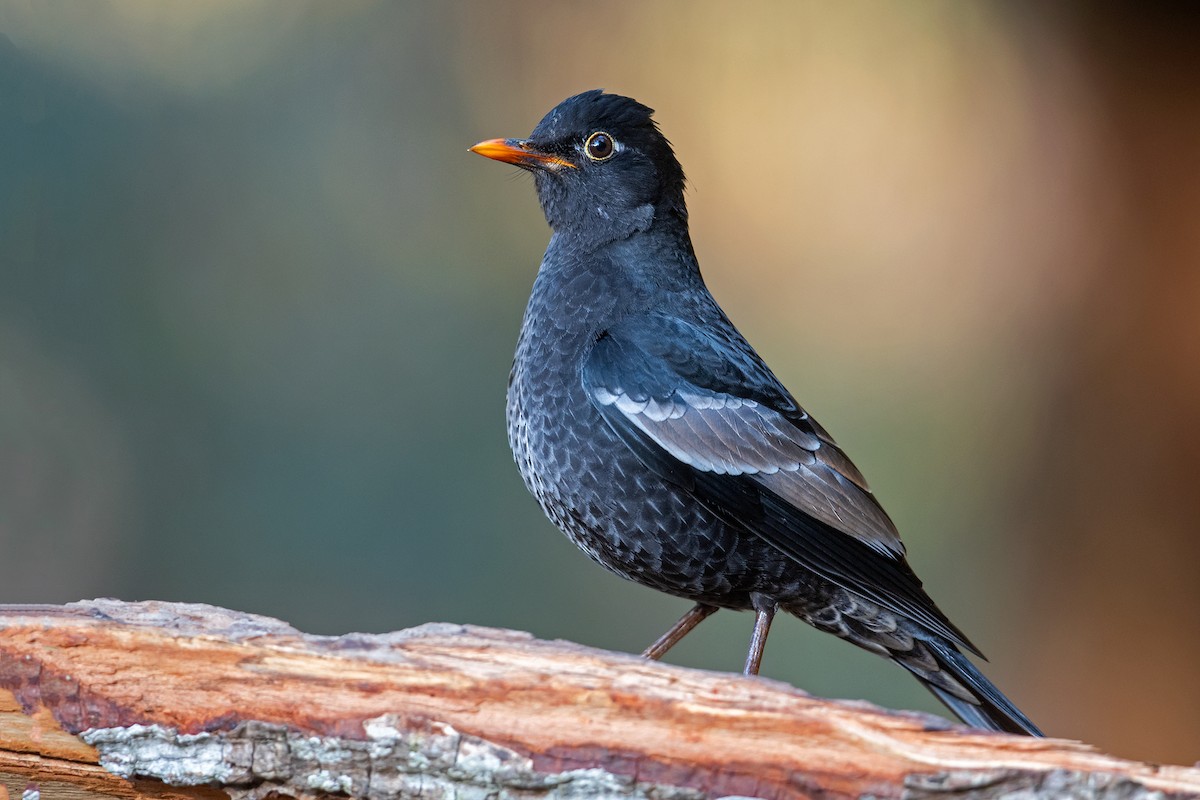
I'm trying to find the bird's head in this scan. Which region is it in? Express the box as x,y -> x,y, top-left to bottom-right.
470,90 -> 687,245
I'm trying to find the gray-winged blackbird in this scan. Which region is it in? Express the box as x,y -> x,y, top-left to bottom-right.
470,90 -> 1041,735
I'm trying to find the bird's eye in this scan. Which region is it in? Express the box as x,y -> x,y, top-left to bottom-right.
584,131 -> 616,162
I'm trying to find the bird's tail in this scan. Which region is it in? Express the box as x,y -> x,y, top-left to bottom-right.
787,589 -> 1042,735
899,637 -> 1043,736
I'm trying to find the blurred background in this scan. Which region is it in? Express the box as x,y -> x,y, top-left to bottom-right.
2,0 -> 1198,764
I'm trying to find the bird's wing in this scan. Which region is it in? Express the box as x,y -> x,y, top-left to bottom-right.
582,313 -> 977,652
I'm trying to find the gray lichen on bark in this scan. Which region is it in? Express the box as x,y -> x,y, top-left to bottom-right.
904,767 -> 1177,800
80,715 -> 711,800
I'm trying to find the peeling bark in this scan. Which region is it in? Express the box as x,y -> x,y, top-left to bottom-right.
0,600 -> 1196,800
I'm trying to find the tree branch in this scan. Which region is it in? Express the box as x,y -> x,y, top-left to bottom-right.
0,600 -> 1195,799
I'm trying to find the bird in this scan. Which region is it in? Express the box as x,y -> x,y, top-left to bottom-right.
470,90 -> 1041,736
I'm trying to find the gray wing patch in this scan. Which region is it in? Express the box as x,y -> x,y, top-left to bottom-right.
591,386 -> 905,557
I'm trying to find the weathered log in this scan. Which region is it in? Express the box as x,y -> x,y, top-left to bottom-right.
0,599 -> 1195,800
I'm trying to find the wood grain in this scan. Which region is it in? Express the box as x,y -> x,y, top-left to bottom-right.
0,600 -> 1196,799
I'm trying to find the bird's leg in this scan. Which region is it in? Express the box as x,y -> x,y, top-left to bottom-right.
641,603 -> 718,660
743,596 -> 777,675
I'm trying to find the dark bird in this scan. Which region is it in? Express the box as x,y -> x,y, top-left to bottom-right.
470,90 -> 1041,736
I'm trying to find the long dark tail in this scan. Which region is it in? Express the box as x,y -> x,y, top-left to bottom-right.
787,588 -> 1042,735
903,637 -> 1042,736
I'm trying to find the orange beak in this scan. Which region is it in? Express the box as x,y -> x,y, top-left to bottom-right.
469,138 -> 576,171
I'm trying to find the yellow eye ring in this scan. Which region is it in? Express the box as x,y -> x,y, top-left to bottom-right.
584,131 -> 617,162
